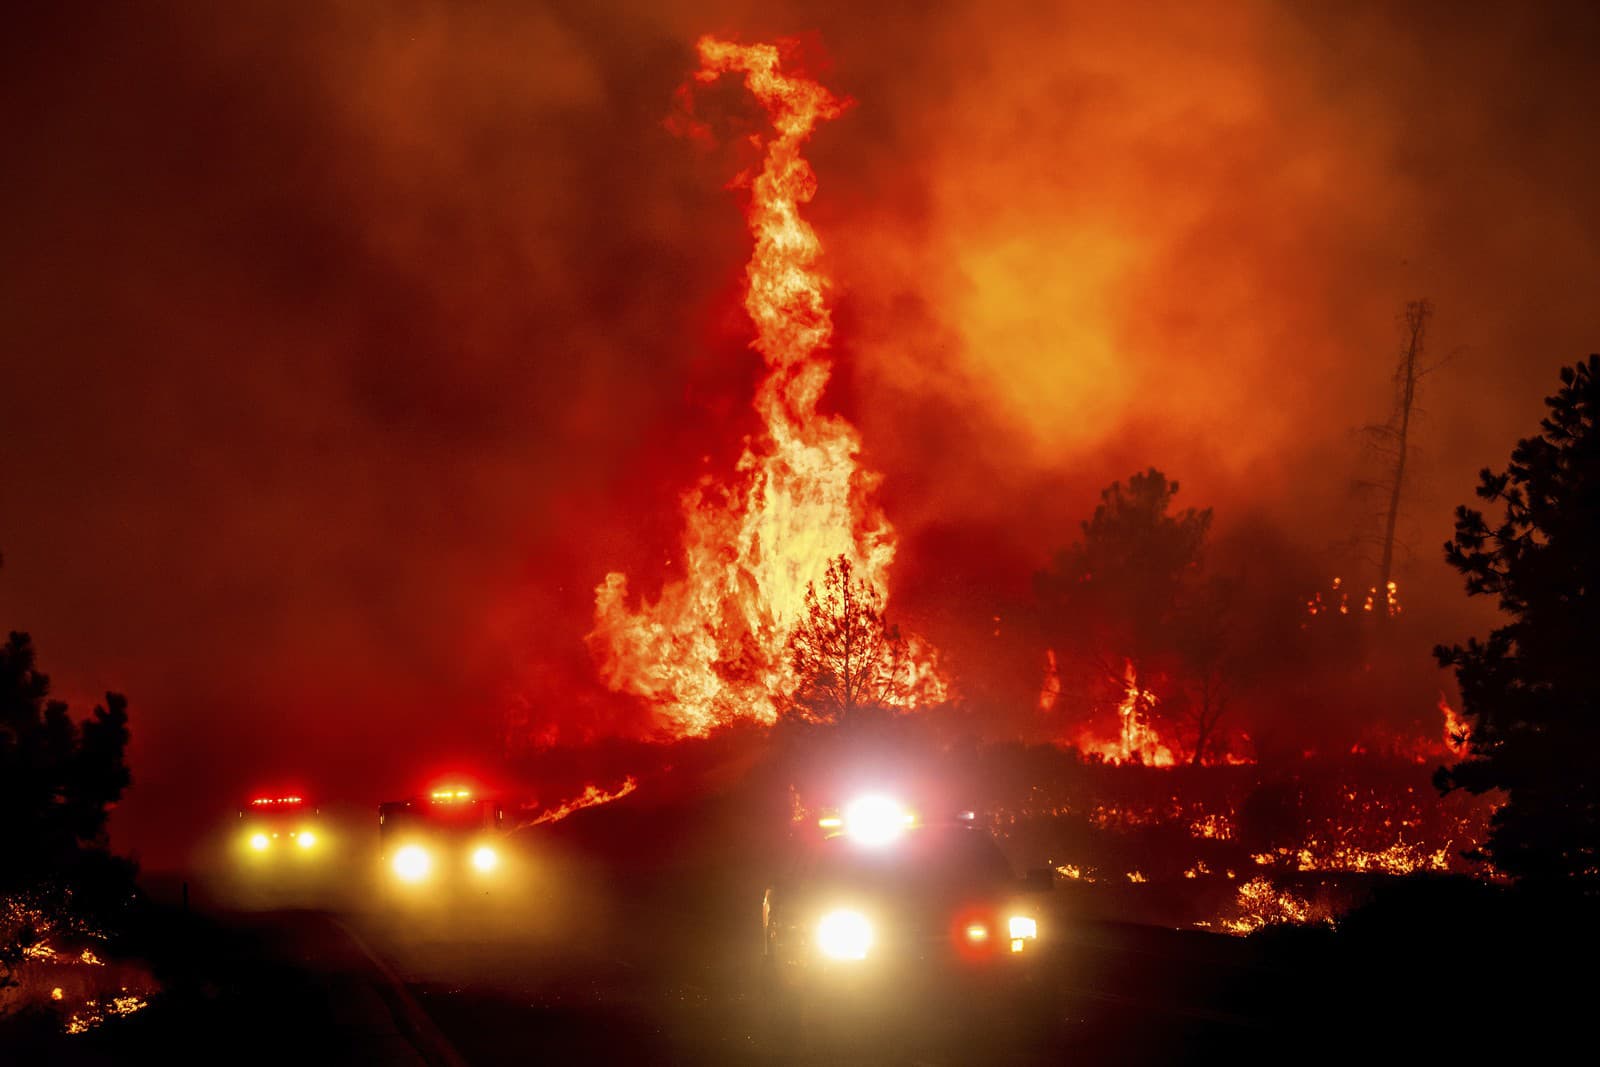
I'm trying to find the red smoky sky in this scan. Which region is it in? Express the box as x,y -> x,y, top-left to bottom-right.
3,1 -> 1598,866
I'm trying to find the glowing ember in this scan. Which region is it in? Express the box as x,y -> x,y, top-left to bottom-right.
1253,838 -> 1454,876
4,892 -> 157,1036
1189,813 -> 1234,840
64,992 -> 150,1036
1306,576 -> 1401,619
591,37 -> 944,734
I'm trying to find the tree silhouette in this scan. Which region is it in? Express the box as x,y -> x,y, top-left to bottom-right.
1354,298 -> 1443,594
1435,355 -> 1600,889
1036,469 -> 1214,738
787,555 -> 913,722
1174,575 -> 1240,765
0,632 -> 132,894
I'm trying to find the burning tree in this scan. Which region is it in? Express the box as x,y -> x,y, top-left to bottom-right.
1436,354 -> 1600,890
787,555 -> 927,723
1035,469 -> 1218,762
589,37 -> 944,736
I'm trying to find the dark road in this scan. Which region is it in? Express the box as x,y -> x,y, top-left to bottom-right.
192,896 -> 1277,1066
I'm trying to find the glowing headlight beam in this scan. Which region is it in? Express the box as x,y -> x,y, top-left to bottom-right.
471,845 -> 499,872
843,795 -> 910,847
1008,915 -> 1038,940
249,833 -> 269,851
393,845 -> 432,883
817,909 -> 873,961
296,830 -> 316,849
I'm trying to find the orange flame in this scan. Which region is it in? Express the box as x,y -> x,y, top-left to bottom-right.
590,38 -> 944,735
524,778 -> 638,828
1037,648 -> 1062,713
1306,576 -> 1401,618
1440,693 -> 1470,758
1070,660 -> 1177,766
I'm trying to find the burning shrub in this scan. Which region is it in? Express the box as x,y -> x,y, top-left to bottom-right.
1220,877 -> 1332,934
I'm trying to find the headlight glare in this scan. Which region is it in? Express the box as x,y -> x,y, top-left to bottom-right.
843,795 -> 909,846
817,909 -> 873,961
471,845 -> 499,872
1008,915 -> 1038,940
249,833 -> 269,851
393,844 -> 432,883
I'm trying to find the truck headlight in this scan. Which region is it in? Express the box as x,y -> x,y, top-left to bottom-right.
843,795 -> 912,846
1008,915 -> 1038,940
249,833 -> 269,851
296,830 -> 316,849
393,845 -> 432,883
471,845 -> 499,872
817,909 -> 873,961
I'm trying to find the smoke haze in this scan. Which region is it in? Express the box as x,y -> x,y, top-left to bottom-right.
2,1 -> 1597,864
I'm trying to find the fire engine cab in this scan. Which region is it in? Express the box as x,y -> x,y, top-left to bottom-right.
377,787 -> 508,894
236,795 -> 321,861
762,795 -> 1049,1010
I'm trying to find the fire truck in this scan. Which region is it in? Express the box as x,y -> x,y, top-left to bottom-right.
236,795 -> 322,861
761,795 -> 1050,1014
377,787 -> 510,894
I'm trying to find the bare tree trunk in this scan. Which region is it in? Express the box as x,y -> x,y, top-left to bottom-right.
1378,300 -> 1430,595
1190,685 -> 1210,767
1189,673 -> 1222,766
841,574 -> 855,717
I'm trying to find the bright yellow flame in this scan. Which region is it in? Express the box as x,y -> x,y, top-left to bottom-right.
296,830 -> 316,849
249,833 -> 269,851
1010,938 -> 1025,953
471,845 -> 499,872
1008,915 -> 1038,940
965,923 -> 989,942
588,39 -> 947,736
817,909 -> 872,961
393,845 -> 431,883
51,987 -> 63,1001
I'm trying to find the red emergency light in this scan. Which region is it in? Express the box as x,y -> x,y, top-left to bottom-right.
250,796 -> 304,807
